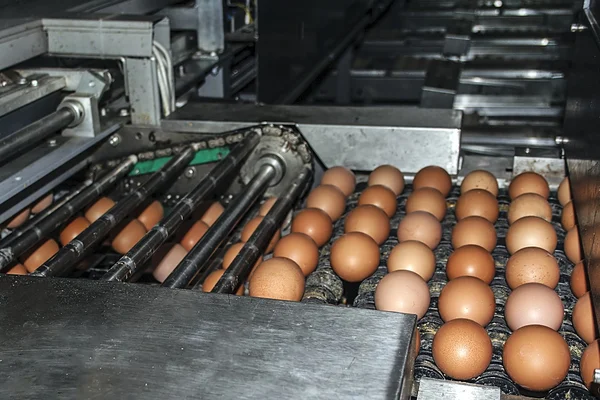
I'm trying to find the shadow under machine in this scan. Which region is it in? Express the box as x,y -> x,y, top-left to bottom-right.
1,0 -> 600,398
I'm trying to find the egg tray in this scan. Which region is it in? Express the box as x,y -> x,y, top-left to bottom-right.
303,182 -> 594,399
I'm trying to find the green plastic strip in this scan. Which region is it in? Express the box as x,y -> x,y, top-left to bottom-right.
129,147 -> 230,176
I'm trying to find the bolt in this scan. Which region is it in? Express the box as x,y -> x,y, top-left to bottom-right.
524,147 -> 531,154
119,108 -> 130,117
14,176 -> 21,182
555,136 -> 570,145
100,108 -> 107,117
571,24 -> 588,33
109,134 -> 121,147
185,167 -> 196,178
47,139 -> 58,147
493,0 -> 502,7
30,79 -> 38,87
18,78 -> 27,85
0,80 -> 7,87
178,65 -> 186,77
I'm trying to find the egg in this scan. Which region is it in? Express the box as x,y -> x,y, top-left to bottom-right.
580,339 -> 600,389
7,263 -> 27,275
222,242 -> 261,271
31,193 -> 53,214
505,283 -> 564,331
505,247 -> 559,289
505,216 -> 557,255
273,233 -> 319,276
461,170 -> 498,197
344,205 -> 390,245
203,269 -> 244,295
573,292 -> 598,344
358,185 -> 397,218
321,166 -> 356,197
180,220 -> 210,251
259,197 -> 277,216
432,319 -> 492,380
291,208 -> 332,247
438,276 -> 495,326
201,201 -> 225,226
405,187 -> 446,221
368,165 -> 405,195
565,226 -> 582,263
85,197 -> 115,223
330,232 -> 379,282
306,184 -> 346,221
561,201 -> 576,231
571,261 -> 589,298
507,193 -> 552,224
451,216 -> 497,252
446,245 -> 495,284
248,257 -> 305,301
387,240 -> 435,281
508,171 -> 550,199
413,166 -> 452,197
455,189 -> 499,223
153,243 -> 187,283
375,270 -> 430,319
6,208 -> 30,229
59,216 -> 91,246
138,200 -> 163,230
112,219 -> 147,254
397,211 -> 442,249
21,239 -> 59,272
558,177 -> 571,206
241,216 -> 280,253
503,325 -> 570,391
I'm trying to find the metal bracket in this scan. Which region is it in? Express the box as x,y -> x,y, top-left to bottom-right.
421,60 -> 461,109
444,19 -> 473,57
59,94 -> 101,138
15,68 -> 111,99
513,147 -> 565,189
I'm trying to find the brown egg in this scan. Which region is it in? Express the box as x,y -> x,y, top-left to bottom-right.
180,220 -> 210,251
387,240 -> 435,281
565,226 -> 582,263
413,166 -> 452,197
405,188 -> 446,221
580,339 -> 600,389
446,245 -> 495,284
153,243 -> 187,283
21,239 -> 59,272
241,216 -> 280,253
505,216 -> 557,255
375,270 -> 430,319
85,197 -> 115,223
505,283 -> 564,331
455,189 -> 499,223
558,177 -> 571,206
291,208 -> 332,247
7,263 -> 27,275
306,184 -> 346,221
259,197 -> 277,216
432,319 -> 492,380
571,261 -> 589,298
461,170 -> 498,197
273,233 -> 319,276
508,193 -> 552,225
248,257 -> 305,301
397,211 -> 442,249
573,292 -> 598,344
505,247 -> 559,289
201,201 -> 225,226
59,216 -> 91,246
31,193 -> 53,214
438,276 -> 495,326
330,232 -> 379,282
222,242 -> 261,271
503,325 -> 570,391
509,171 -> 550,199
451,216 -> 497,252
138,201 -> 163,231
203,269 -> 244,295
344,205 -> 390,245
321,166 -> 356,197
6,208 -> 30,229
112,219 -> 147,254
561,201 -> 576,231
368,165 -> 405,195
358,185 -> 397,218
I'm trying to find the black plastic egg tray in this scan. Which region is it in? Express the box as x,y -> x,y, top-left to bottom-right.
303,182 -> 594,399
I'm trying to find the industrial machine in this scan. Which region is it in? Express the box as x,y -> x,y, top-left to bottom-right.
0,0 -> 599,398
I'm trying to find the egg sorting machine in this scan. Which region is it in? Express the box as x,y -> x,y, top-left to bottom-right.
0,0 -> 599,398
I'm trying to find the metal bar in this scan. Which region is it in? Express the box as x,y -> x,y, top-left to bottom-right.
0,108 -> 75,166
161,164 -> 276,289
30,147 -> 196,278
101,131 -> 261,282
212,165 -> 311,294
0,157 -> 137,271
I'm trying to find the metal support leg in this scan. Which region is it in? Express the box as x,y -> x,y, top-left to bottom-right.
124,57 -> 162,126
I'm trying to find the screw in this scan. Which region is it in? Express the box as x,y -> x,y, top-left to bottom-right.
555,136 -> 570,145
18,78 -> 27,85
493,0 -> 502,7
185,167 -> 196,178
0,80 -> 7,87
524,147 -> 531,154
100,108 -> 107,117
30,79 -> 38,87
119,108 -> 130,117
47,139 -> 58,147
14,176 -> 21,181
571,24 -> 588,33
109,134 -> 121,147
178,65 -> 186,77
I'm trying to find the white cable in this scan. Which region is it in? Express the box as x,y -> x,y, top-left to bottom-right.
152,45 -> 171,116
153,41 -> 175,112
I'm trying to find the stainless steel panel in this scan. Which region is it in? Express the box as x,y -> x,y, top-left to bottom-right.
0,20 -> 47,71
417,378 -> 501,400
0,75 -> 65,118
124,57 -> 161,126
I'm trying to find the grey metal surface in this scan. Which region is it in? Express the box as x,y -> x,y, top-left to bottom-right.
0,20 -> 46,71
16,68 -> 112,98
0,275 -> 416,400
512,147 -> 565,188
164,0 -> 224,53
60,94 -> 101,137
417,378 -> 501,400
0,75 -> 65,118
124,57 -> 161,126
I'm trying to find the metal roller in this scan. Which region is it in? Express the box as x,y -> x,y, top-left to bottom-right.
211,165 -> 312,294
30,146 -> 197,278
101,131 -> 261,282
